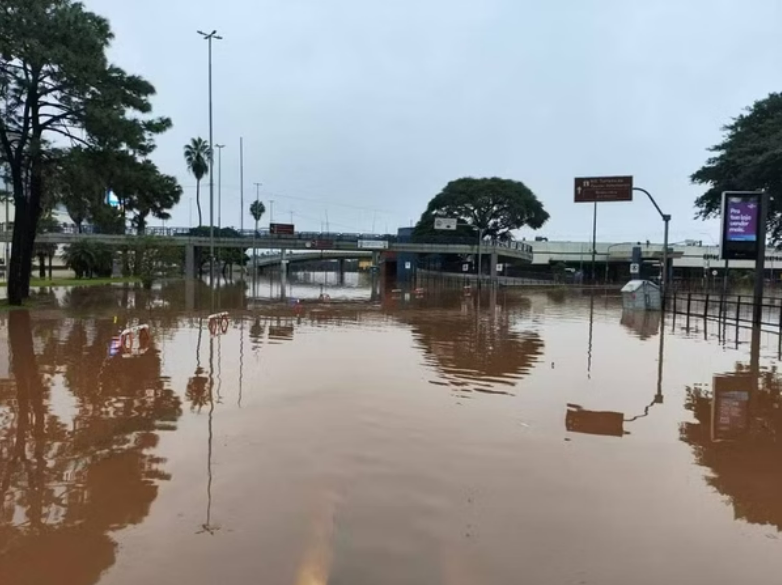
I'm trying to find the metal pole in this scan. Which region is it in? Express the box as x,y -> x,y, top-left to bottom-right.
208,37 -> 214,285
477,227 -> 483,288
632,187 -> 671,303
270,200 -> 275,223
753,192 -> 769,326
662,214 -> 670,301
239,137 -> 244,232
253,182 -> 261,285
216,144 -> 224,229
198,29 -> 222,285
591,201 -> 597,285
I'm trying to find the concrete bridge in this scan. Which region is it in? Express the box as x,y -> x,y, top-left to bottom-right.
0,227 -> 533,280
252,250 -> 373,268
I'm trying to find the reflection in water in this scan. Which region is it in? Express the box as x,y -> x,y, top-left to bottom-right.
681,331 -> 782,531
621,310 -> 661,340
403,293 -> 543,395
567,312 -> 666,438
0,310 -> 181,585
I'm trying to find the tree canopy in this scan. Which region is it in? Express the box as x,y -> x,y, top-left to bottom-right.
250,200 -> 266,224
414,177 -> 549,241
0,0 -> 173,303
692,93 -> 782,242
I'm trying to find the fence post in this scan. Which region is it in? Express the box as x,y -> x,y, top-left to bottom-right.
704,293 -> 710,320
686,293 -> 692,330
736,296 -> 741,323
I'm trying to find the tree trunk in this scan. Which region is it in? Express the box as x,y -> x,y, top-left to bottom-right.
48,252 -> 53,280
8,198 -> 30,305
196,180 -> 203,227
37,252 -> 45,279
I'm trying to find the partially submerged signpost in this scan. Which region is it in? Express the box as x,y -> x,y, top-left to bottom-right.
574,176 -> 633,286
574,176 -> 671,300
720,191 -> 768,325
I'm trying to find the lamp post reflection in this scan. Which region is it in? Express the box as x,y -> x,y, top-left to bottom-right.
566,313 -> 666,438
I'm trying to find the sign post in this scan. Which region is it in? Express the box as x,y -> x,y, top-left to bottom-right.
574,176 -> 634,285
720,191 -> 768,325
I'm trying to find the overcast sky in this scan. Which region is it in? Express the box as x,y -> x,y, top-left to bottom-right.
83,0 -> 782,243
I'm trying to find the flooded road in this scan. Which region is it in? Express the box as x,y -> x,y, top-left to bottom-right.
3,284 -> 782,584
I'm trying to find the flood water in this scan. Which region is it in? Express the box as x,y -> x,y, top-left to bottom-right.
3,282 -> 782,584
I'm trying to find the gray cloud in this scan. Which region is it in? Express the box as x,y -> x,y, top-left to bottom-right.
84,0 -> 782,242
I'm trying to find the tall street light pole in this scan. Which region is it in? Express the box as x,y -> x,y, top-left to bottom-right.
198,29 -> 222,285
254,182 -> 262,283
215,144 -> 225,230
215,143 -> 225,273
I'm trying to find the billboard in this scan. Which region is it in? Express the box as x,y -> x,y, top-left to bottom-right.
270,223 -> 295,235
720,191 -> 765,260
434,217 -> 458,231
357,240 -> 388,250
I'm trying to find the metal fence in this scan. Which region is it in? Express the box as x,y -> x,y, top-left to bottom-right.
669,291 -> 782,332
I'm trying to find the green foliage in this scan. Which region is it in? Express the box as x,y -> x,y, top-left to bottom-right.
187,226 -> 249,272
692,93 -> 782,242
184,138 -> 210,227
62,240 -> 114,279
132,236 -> 181,288
250,200 -> 266,223
414,177 -> 549,241
0,0 -> 172,304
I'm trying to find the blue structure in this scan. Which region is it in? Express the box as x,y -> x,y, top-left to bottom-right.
396,227 -> 416,284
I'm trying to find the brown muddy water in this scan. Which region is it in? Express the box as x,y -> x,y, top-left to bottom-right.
2,282 -> 782,585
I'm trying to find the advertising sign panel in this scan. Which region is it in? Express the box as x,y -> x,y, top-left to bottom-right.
720,192 -> 764,260
434,217 -> 458,231
357,240 -> 389,250
270,223 -> 295,235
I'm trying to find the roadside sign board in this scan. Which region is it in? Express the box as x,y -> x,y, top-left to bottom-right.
574,176 -> 633,203
630,263 -> 640,274
720,191 -> 764,260
270,223 -> 295,235
496,263 -> 504,273
357,240 -> 388,250
434,217 -> 458,231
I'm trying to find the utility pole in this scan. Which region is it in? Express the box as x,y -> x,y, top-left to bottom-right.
197,29 -> 223,285
253,182 -> 262,284
269,199 -> 275,223
215,144 -> 225,229
239,137 -> 244,232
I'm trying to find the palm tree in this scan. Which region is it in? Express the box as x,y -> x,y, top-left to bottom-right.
184,138 -> 210,227
249,200 -> 266,282
250,200 -> 266,229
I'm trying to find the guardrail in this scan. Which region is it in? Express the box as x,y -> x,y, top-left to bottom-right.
25,225 -> 534,253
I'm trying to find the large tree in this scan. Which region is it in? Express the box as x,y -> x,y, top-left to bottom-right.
120,160 -> 182,234
0,0 -> 171,304
414,177 -> 549,241
692,93 -> 782,242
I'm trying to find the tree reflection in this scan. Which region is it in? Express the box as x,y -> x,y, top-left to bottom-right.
0,311 -> 181,585
680,363 -> 782,531
401,295 -> 543,395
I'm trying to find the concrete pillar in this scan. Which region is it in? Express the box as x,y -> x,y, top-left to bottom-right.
490,251 -> 498,282
370,251 -> 380,301
185,244 -> 195,278
280,248 -> 288,300
338,258 -> 345,285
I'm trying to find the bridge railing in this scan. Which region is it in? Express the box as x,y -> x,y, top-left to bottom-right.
42,225 -> 534,253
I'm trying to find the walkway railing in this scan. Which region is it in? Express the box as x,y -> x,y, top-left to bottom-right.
669,291 -> 782,332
